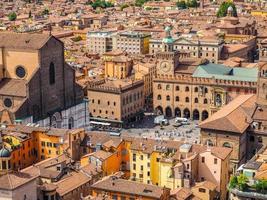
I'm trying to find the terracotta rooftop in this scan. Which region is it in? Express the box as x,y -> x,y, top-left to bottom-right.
91,175 -> 166,199
0,32 -> 52,50
199,94 -> 256,133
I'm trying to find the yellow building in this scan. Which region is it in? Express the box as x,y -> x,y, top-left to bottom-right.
103,51 -> 133,79
80,137 -> 130,176
251,10 -> 267,17
129,138 -> 231,200
0,125 -> 70,174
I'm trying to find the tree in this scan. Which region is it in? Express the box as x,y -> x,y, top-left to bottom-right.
8,12 -> 17,21
229,176 -> 238,189
176,1 -> 187,9
90,0 -> 114,10
217,1 -> 237,18
120,4 -> 129,11
135,0 -> 148,7
187,0 -> 198,8
255,180 -> 267,193
42,8 -> 49,15
237,174 -> 248,191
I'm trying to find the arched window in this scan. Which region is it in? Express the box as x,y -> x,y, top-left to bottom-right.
157,95 -> 161,100
175,86 -> 180,91
194,87 -> 198,93
204,98 -> 208,104
166,85 -> 170,90
158,84 -> 162,89
68,117 -> 74,129
185,86 -> 189,92
194,98 -> 199,103
185,97 -> 189,102
49,62 -> 55,85
223,142 -> 232,148
206,139 -> 213,146
204,87 -> 208,93
175,96 -> 179,102
166,95 -> 170,101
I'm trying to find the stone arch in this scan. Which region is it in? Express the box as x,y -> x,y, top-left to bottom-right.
193,109 -> 200,120
205,139 -> 213,146
174,107 -> 181,117
50,112 -> 62,128
183,108 -> 190,119
155,106 -> 163,115
202,110 -> 209,121
165,107 -> 172,118
68,117 -> 74,129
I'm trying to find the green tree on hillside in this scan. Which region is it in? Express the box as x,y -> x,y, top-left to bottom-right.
8,12 -> 17,21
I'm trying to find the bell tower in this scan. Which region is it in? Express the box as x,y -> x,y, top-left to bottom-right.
257,63 -> 267,106
156,26 -> 179,76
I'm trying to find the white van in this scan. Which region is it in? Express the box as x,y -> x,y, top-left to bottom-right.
175,117 -> 188,123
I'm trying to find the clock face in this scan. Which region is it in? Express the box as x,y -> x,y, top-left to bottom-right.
160,61 -> 171,73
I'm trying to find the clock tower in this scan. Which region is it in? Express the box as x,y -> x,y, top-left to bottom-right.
156,26 -> 179,75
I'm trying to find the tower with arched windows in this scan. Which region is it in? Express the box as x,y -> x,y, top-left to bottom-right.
156,26 -> 179,76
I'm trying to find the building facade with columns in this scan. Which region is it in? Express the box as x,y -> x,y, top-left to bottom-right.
153,26 -> 258,121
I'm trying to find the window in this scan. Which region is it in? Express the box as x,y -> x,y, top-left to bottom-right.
147,171 -> 150,176
157,95 -> 161,100
133,164 -> 136,170
68,117 -> 74,129
147,162 -> 150,167
41,141 -> 45,147
133,154 -> 136,162
107,101 -> 110,105
204,88 -> 208,93
187,164 -> 189,169
194,87 -> 198,92
166,95 -> 170,101
204,98 -> 208,104
223,142 -> 232,148
141,165 -> 143,170
166,85 -> 170,90
16,65 -> 26,78
114,102 -> 116,106
176,96 -> 179,102
140,155 -> 143,160
194,98 -> 198,103
3,98 -> 12,108
49,62 -> 55,85
158,84 -> 162,89
112,195 -> 117,200
201,157 -> 205,163
199,188 -> 206,193
176,86 -> 180,91
156,158 -> 160,162
185,86 -> 189,92
185,97 -> 189,102
214,158 -> 218,164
